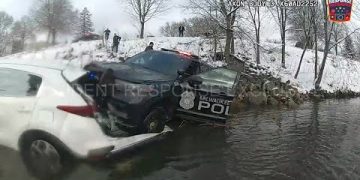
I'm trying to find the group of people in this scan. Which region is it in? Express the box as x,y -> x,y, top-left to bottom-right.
104,28 -> 121,53
103,25 -> 185,54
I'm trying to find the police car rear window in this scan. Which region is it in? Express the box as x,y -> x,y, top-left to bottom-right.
125,51 -> 191,76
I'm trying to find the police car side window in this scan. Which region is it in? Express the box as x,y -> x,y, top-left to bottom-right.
198,68 -> 238,89
199,63 -> 212,73
0,68 -> 42,97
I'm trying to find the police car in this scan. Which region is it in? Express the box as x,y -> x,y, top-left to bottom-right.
82,49 -> 239,134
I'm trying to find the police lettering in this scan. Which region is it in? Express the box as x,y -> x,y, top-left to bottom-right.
198,101 -> 230,115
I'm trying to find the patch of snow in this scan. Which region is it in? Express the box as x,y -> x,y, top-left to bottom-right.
1,37 -> 360,93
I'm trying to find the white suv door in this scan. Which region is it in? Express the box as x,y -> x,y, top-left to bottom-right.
0,68 -> 42,149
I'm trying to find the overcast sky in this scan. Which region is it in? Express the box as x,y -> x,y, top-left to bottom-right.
0,0 -> 193,38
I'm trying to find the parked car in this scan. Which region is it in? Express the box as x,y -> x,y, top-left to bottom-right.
82,49 -> 239,134
0,60 -> 169,179
73,32 -> 101,43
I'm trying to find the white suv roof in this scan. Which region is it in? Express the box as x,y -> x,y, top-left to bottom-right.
0,58 -> 87,82
0,58 -> 70,70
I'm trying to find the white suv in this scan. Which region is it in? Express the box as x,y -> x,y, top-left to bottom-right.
0,59 -> 169,178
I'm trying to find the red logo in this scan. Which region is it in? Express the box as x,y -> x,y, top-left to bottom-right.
328,0 -> 353,22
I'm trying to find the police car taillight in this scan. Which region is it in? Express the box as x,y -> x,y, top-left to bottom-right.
179,51 -> 199,59
179,51 -> 192,56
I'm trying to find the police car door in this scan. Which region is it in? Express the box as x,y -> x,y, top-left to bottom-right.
176,68 -> 239,124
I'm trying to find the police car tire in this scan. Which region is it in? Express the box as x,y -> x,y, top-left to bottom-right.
143,107 -> 166,133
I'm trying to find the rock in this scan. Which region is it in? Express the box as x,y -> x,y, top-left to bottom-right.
286,98 -> 298,108
248,91 -> 267,106
118,57 -> 125,62
270,56 -> 276,62
267,96 -> 280,106
290,89 -> 303,104
230,99 -> 247,112
312,94 -> 323,101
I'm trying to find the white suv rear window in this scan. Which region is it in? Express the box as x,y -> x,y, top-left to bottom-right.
0,68 -> 42,97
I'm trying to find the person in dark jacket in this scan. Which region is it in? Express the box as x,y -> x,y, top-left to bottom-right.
179,26 -> 185,37
145,42 -> 154,51
104,28 -> 111,41
112,34 -> 121,53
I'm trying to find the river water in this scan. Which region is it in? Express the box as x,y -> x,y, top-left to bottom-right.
2,99 -> 360,180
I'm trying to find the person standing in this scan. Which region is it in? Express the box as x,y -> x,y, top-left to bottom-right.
112,33 -> 121,53
145,42 -> 154,51
179,25 -> 185,37
104,28 -> 111,41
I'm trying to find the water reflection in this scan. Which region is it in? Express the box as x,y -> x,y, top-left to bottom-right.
2,99 -> 360,179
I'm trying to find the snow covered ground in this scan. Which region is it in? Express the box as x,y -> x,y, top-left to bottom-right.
1,37 -> 360,93
258,41 -> 360,93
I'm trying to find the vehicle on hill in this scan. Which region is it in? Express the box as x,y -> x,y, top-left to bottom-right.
73,32 -> 101,43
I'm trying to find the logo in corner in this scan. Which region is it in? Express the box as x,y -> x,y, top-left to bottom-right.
328,0 -> 353,23
179,91 -> 196,110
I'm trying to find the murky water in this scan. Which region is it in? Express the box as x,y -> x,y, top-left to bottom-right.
2,99 -> 360,180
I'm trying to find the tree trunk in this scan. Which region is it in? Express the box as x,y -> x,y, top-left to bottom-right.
334,33 -> 338,56
256,33 -> 260,65
256,7 -> 261,65
294,40 -> 309,79
280,9 -> 286,68
214,34 -> 218,60
47,30 -> 51,44
231,36 -> 235,55
314,26 -> 318,79
315,0 -> 332,90
51,29 -> 56,45
140,21 -> 145,39
224,28 -> 232,63
315,48 -> 329,90
230,13 -> 236,55
281,34 -> 286,68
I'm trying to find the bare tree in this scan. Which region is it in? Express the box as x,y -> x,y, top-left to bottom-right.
124,0 -> 168,39
160,17 -> 222,38
269,3 -> 289,68
315,0 -> 333,90
315,0 -> 360,90
11,16 -> 35,53
0,11 -> 13,56
185,0 -> 239,62
292,6 -> 313,79
244,5 -> 261,65
310,6 -> 321,79
31,0 -> 77,45
343,31 -> 355,59
331,24 -> 346,56
160,22 -> 178,37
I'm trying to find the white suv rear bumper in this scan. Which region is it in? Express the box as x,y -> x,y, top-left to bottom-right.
57,114 -> 171,159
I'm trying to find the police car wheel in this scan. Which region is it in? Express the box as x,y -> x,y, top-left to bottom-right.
143,108 -> 166,133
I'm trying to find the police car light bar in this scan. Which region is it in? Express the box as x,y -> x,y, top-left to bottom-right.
161,48 -> 200,59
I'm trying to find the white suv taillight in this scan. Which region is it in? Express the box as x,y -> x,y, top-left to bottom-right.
57,105 -> 97,117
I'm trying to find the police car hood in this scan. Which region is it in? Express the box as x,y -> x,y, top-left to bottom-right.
87,62 -> 175,83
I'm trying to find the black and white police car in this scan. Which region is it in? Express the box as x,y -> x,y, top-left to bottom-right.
80,49 -> 239,134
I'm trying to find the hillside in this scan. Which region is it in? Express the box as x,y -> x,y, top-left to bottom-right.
1,37 -> 360,93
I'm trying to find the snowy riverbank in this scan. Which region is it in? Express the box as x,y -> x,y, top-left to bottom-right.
1,37 -> 360,94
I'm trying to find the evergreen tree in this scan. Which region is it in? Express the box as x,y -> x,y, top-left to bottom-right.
343,35 -> 355,59
78,7 -> 94,36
